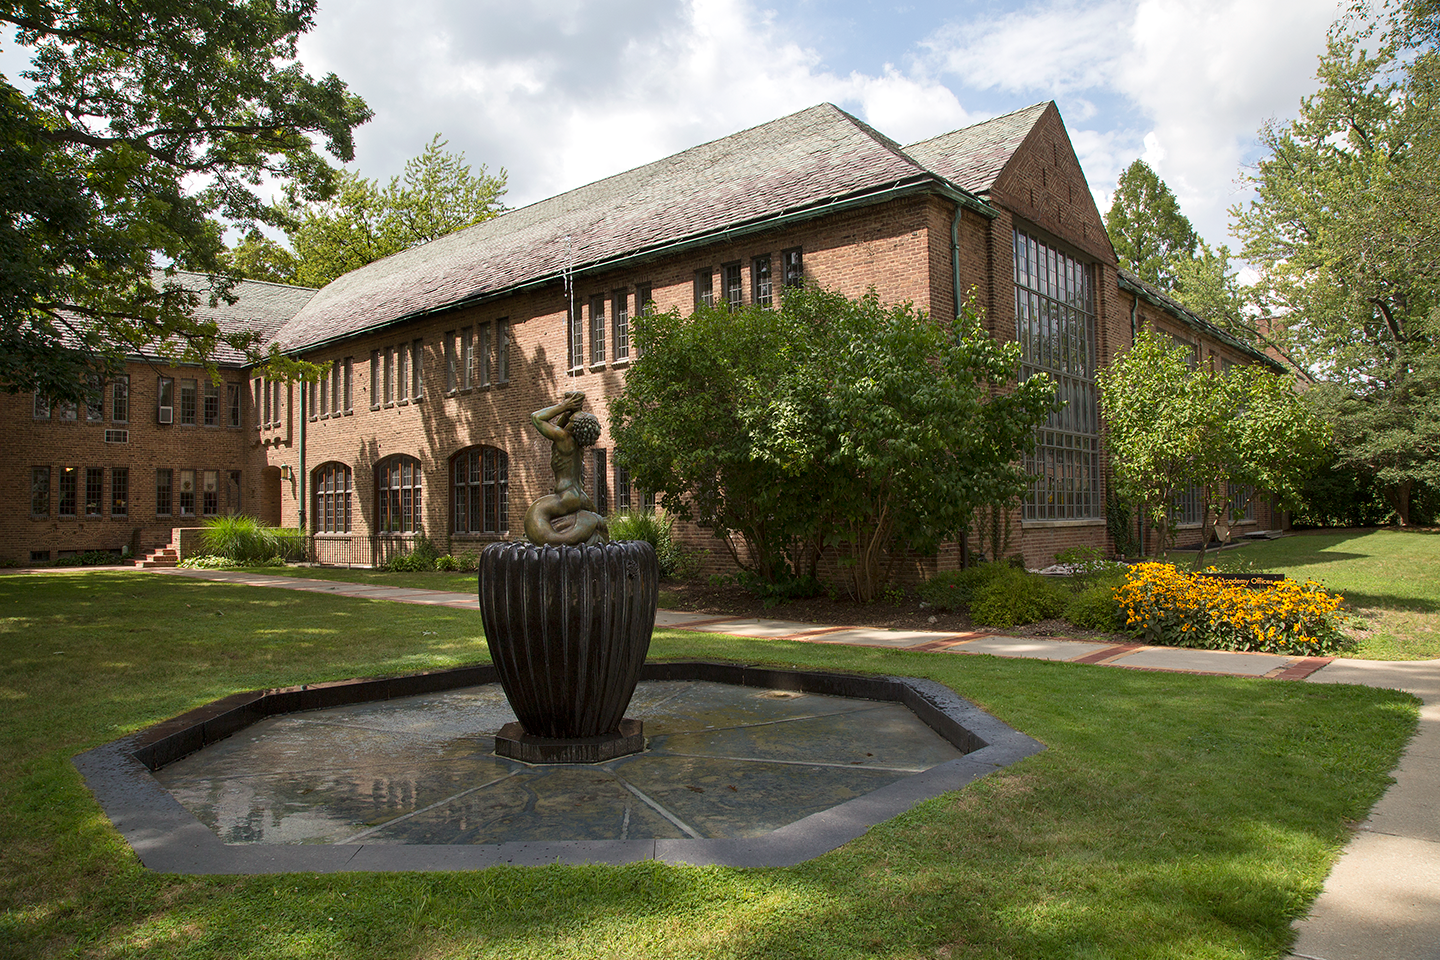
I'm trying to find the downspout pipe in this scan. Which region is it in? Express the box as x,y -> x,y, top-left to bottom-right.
297,381 -> 307,533
953,199 -> 970,571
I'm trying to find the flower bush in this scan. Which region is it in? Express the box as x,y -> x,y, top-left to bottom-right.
1115,562 -> 1349,656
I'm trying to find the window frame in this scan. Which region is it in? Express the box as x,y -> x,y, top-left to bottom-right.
613,289 -> 630,361
722,261 -> 743,308
590,293 -> 607,365
752,254 -> 773,307
376,455 -> 423,534
451,446 -> 509,535
30,466 -> 50,517
111,466 -> 129,517
313,462 -> 353,534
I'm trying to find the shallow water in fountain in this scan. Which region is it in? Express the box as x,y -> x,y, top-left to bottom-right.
154,680 -> 966,845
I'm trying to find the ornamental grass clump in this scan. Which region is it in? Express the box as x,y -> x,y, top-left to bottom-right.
1115,562 -> 1349,656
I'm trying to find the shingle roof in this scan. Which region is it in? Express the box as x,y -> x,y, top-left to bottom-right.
274,104 -> 947,352
173,273 -> 317,363
905,102 -> 1051,195
1117,270 -> 1285,371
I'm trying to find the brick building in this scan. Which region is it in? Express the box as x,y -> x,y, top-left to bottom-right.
4,101 -> 1280,569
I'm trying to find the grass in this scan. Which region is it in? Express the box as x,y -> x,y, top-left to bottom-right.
1202,528 -> 1440,660
0,569 -> 1420,959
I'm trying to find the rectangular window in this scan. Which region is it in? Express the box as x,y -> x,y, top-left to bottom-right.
112,376 -> 130,422
723,261 -> 743,307
227,471 -> 241,514
179,378 -> 197,425
397,342 -> 410,401
478,322 -> 491,388
782,246 -> 803,288
496,320 -> 509,383
636,282 -> 653,315
343,358 -> 353,412
752,254 -> 773,307
85,381 -> 103,422
156,468 -> 173,516
273,380 -> 283,425
254,378 -> 264,426
615,461 -> 631,513
203,379 -> 219,425
85,467 -> 103,517
317,372 -> 328,417
613,289 -> 630,361
30,467 -> 49,516
330,360 -> 342,415
694,268 -> 714,308
1014,227 -> 1101,521
111,467 -> 128,517
202,470 -> 219,516
590,294 -> 607,364
32,391 -> 50,420
227,383 -> 241,427
58,466 -> 77,517
178,469 -> 196,517
370,350 -> 381,409
58,399 -> 77,421
158,378 -> 175,424
1172,484 -> 1204,526
461,327 -> 474,390
445,330 -> 458,392
568,304 -> 584,370
593,448 -> 608,515
384,347 -> 394,404
412,339 -> 425,398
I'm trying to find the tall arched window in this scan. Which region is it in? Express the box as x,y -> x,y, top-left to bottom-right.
452,446 -> 508,534
312,462 -> 352,533
377,456 -> 422,533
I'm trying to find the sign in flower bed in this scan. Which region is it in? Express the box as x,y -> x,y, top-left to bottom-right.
1115,562 -> 1348,656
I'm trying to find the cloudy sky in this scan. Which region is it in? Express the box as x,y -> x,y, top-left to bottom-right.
289,0 -> 1348,251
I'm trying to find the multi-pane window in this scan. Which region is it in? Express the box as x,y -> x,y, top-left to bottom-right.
203,380 -> 220,425
313,463 -> 352,533
85,380 -> 103,422
254,378 -> 264,426
1171,485 -> 1204,526
370,350 -> 381,409
398,342 -> 411,401
613,289 -> 630,361
723,262 -> 743,307
412,339 -> 424,398
752,255 -> 773,307
202,470 -> 219,516
112,376 -> 130,422
495,321 -> 509,383
179,378 -> 197,425
226,383 -> 240,427
1014,227 -> 1101,521
30,467 -> 49,516
227,471 -> 241,514
377,456 -> 422,533
343,358 -> 353,412
592,448 -> 608,515
694,268 -> 714,308
783,247 -> 804,288
452,446 -> 509,534
111,467 -> 128,517
57,399 -> 77,420
384,347 -> 395,404
590,294 -> 607,364
615,461 -> 631,513
461,327 -> 474,390
85,468 -> 103,516
178,469 -> 196,517
1226,482 -> 1256,522
271,380 -> 282,425
478,323 -> 492,387
445,330 -> 459,392
33,391 -> 49,420
156,469 -> 173,516
568,304 -> 584,370
58,466 -> 77,516
331,360 -> 342,414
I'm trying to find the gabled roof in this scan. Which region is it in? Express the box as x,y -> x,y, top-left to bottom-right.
1117,270 -> 1285,372
905,102 -> 1051,195
173,274 -> 316,364
275,104 -> 958,352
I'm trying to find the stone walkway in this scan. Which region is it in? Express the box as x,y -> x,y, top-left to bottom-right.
155,566 -> 1438,959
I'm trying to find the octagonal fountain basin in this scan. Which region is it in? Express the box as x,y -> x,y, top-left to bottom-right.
74,661 -> 1043,873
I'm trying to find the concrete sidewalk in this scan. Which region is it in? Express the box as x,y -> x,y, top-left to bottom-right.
157,566 -> 1438,958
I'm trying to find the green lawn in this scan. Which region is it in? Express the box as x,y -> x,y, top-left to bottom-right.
0,570 -> 1419,959
1205,528 -> 1440,660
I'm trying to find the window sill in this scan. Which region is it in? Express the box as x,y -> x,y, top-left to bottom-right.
589,361 -> 607,371
1020,519 -> 1106,529
611,357 -> 631,369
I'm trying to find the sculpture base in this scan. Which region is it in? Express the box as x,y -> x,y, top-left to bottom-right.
494,718 -> 645,764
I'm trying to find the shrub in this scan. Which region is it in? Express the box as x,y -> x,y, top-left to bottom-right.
608,511 -> 696,579
1065,584 -> 1123,631
917,563 -> 1010,612
202,516 -> 304,564
1114,562 -> 1349,656
969,568 -> 1068,629
734,568 -> 825,608
381,534 -> 442,572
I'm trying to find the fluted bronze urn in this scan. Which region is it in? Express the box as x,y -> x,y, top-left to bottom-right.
477,391 -> 659,763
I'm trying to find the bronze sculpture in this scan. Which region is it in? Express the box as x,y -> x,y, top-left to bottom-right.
523,391 -> 609,546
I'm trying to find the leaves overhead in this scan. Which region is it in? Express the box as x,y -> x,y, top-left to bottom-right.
1105,159 -> 1199,289
0,0 -> 371,400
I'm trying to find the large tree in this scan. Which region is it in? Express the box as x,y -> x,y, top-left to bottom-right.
0,0 -> 371,402
610,288 -> 1056,601
1233,2 -> 1440,522
1105,159 -> 1200,289
1097,331 -> 1329,564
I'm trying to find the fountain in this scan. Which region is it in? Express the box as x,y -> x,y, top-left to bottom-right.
477,392 -> 658,763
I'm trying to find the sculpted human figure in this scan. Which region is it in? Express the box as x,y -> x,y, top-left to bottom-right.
523,391 -> 610,546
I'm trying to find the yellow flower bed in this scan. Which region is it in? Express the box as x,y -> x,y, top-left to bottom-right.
1114,562 -> 1348,656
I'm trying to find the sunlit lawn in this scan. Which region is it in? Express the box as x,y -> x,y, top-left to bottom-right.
1204,528 -> 1440,660
0,570 -> 1419,959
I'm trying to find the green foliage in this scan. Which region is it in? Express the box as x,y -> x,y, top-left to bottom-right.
0,1 -> 371,401
969,568 -> 1069,629
608,510 -> 696,580
284,135 -> 506,287
1097,330 -> 1330,562
178,554 -> 285,569
1105,159 -> 1199,288
1106,490 -> 1143,558
381,534 -> 442,572
50,550 -> 122,567
218,228 -> 298,285
432,553 -> 478,573
1065,583 -> 1125,631
734,568 -> 826,608
917,563 -> 1012,612
611,286 -> 1055,602
201,515 -> 303,564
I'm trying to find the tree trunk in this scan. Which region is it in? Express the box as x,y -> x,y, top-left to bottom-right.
1389,479 -> 1413,526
